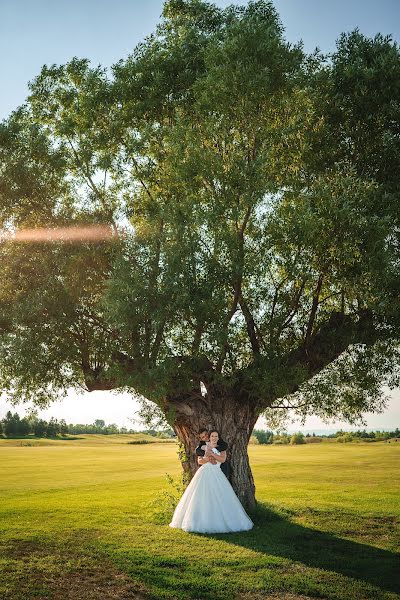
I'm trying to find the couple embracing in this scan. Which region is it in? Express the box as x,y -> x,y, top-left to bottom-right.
169,428 -> 253,534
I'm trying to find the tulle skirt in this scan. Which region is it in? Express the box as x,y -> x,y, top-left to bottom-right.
169,462 -> 253,534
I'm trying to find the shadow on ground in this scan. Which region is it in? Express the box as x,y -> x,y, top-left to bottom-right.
203,503 -> 400,596
95,504 -> 399,600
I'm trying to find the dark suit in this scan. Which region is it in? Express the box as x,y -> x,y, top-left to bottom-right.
195,440 -> 231,479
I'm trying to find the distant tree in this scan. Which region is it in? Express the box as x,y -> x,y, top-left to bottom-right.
374,430 -> 390,440
253,429 -> 273,444
94,419 -> 105,429
274,432 -> 290,445
26,413 -> 39,434
156,431 -> 170,439
59,419 -> 69,436
46,417 -> 60,437
33,419 -> 47,437
144,430 -> 157,438
164,428 -> 177,438
3,412 -> 19,436
106,423 -> 119,434
290,432 -> 305,445
337,433 -> 353,443
1,412 -> 12,435
18,418 -> 31,436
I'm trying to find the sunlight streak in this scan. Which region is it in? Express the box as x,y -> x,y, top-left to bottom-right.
0,224 -> 116,243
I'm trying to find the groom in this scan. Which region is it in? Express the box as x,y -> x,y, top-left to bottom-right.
195,428 -> 231,480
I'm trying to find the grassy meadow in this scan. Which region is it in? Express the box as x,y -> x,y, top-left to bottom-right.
0,435 -> 399,600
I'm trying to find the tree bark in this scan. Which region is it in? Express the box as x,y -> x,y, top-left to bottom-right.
168,391 -> 259,510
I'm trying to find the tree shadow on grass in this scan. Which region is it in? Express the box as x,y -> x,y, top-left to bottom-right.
203,503 -> 400,595
101,505 -> 400,600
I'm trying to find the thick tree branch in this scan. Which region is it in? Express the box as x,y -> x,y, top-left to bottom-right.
192,319 -> 206,354
232,309 -> 379,410
305,273 -> 324,342
66,137 -> 115,224
216,271 -> 242,372
288,309 -> 378,393
238,292 -> 261,355
150,313 -> 169,363
217,203 -> 254,371
275,280 -> 306,337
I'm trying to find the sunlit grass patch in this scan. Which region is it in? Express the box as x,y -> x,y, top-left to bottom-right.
0,439 -> 398,599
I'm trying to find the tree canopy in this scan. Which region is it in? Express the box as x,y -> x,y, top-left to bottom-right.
1,0 -> 399,504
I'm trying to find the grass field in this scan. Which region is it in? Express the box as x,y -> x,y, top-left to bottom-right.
0,432 -> 175,446
0,436 -> 399,600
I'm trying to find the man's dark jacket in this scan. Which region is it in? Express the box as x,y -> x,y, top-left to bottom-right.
195,440 -> 231,479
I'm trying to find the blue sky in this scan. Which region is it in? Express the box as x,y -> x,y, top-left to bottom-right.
1,0 -> 399,120
0,0 -> 399,430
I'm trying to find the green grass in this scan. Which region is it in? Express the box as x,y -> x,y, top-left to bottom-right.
0,432 -> 174,446
0,437 -> 399,599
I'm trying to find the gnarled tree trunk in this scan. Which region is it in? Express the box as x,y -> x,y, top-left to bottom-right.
169,391 -> 259,510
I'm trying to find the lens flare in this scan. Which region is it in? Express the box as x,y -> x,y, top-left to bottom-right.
0,224 -> 116,243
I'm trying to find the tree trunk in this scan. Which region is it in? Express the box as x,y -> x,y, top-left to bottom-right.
170,393 -> 259,510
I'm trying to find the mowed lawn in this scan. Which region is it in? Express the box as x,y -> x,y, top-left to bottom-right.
0,437 -> 399,600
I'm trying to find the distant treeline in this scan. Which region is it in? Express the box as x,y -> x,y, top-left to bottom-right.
0,412 -> 176,438
1,412 -> 398,442
251,428 -> 400,445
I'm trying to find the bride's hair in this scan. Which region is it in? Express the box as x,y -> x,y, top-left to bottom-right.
209,430 -> 227,448
208,429 -> 226,446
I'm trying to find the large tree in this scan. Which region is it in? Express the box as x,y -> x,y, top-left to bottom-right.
1,0 -> 399,507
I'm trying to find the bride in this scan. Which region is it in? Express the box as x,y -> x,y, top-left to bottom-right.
169,430 -> 253,534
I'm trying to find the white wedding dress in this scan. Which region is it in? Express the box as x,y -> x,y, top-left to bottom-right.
169,447 -> 253,534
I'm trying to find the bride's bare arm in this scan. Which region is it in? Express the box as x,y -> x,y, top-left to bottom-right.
198,455 -> 216,464
210,450 -> 226,463
198,454 -> 218,465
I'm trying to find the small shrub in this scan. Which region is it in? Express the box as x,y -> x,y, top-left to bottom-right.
249,435 -> 259,445
150,472 -> 189,524
290,432 -> 305,445
271,431 -> 290,444
336,433 -> 353,443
